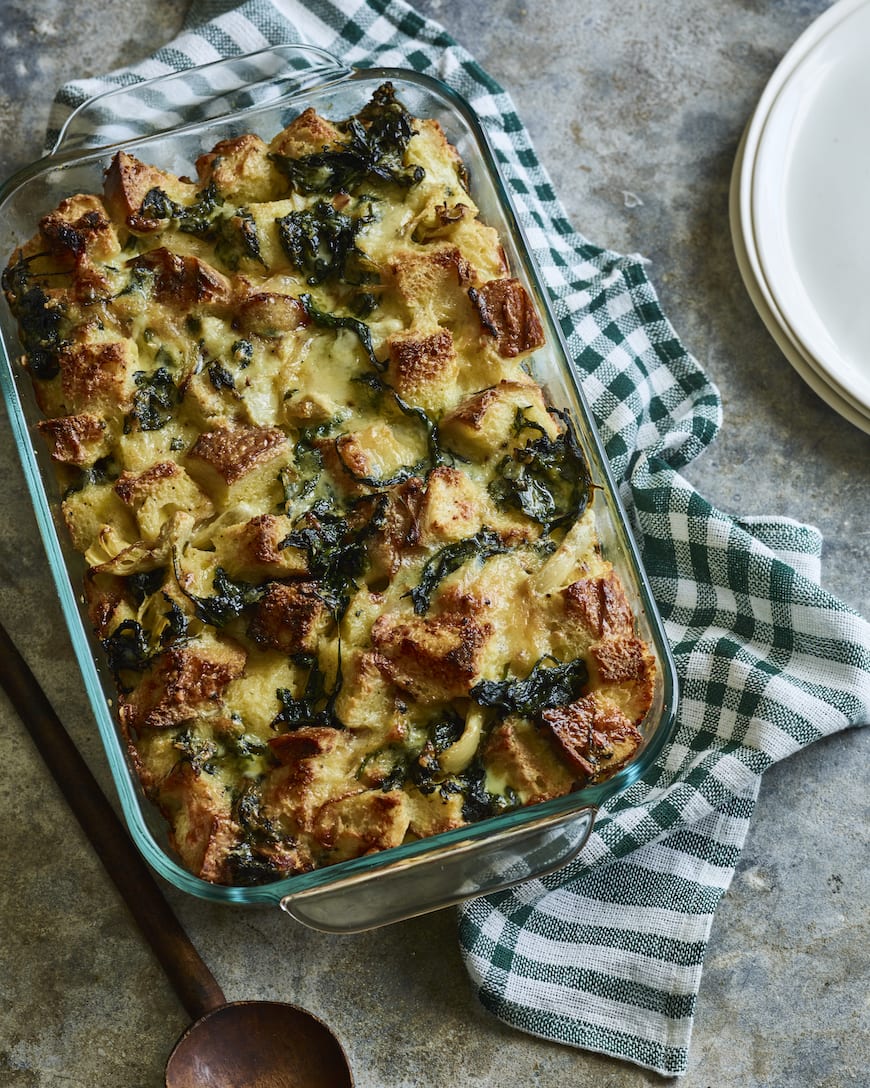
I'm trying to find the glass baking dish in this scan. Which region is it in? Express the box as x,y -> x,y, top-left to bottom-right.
0,46 -> 678,932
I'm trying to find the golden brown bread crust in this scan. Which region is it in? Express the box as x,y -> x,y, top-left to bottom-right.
104,150 -> 197,233
372,611 -> 493,701
120,639 -> 247,731
37,413 -> 107,464
539,695 -> 643,780
247,582 -> 330,655
470,277 -> 545,357
3,84 -> 656,886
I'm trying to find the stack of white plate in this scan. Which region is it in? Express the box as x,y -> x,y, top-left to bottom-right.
730,0 -> 870,435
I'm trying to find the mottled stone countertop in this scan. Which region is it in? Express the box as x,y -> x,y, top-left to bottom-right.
0,2 -> 867,1086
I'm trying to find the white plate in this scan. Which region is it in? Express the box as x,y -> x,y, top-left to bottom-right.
750,0 -> 870,414
731,131 -> 870,436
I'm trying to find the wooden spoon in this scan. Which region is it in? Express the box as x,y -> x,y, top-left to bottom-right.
0,621 -> 353,1088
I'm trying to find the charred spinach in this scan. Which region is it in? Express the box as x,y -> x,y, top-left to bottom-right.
101,619 -> 152,677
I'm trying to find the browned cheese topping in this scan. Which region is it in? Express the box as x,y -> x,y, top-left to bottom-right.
3,84 -> 655,885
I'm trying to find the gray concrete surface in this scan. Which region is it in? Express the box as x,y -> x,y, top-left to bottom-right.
1,2 -> 868,1085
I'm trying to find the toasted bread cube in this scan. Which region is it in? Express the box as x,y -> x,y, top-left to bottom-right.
261,726 -> 352,838
54,338 -> 138,417
416,466 -> 483,544
127,248 -> 233,310
332,648 -> 410,737
484,716 -> 576,803
562,571 -> 635,640
114,461 -> 214,543
361,479 -> 426,580
119,635 -> 246,731
211,513 -> 307,581
268,107 -> 344,159
539,693 -> 643,781
587,636 -> 655,725
186,423 -> 289,508
372,611 -> 492,701
104,150 -> 198,234
221,648 -> 298,734
82,570 -> 131,639
155,764 -> 238,882
317,422 -> 422,497
312,789 -> 411,860
386,244 -> 474,324
62,481 -> 138,556
37,413 -> 109,465
247,582 -> 331,655
440,379 -> 557,461
386,326 -> 458,414
195,133 -> 282,202
38,194 -> 121,263
469,277 -> 545,358
411,205 -> 508,280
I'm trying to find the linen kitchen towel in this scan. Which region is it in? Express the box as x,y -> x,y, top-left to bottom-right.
46,0 -> 870,1075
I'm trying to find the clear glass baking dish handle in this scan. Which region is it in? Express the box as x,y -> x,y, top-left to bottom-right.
49,45 -> 352,155
280,804 -> 597,932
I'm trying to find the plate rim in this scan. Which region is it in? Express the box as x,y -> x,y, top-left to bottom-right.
749,0 -> 870,411
730,130 -> 870,436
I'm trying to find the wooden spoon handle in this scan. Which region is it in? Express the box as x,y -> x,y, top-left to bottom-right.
0,620 -> 227,1021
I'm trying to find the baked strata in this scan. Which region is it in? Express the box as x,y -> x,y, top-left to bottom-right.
3,85 -> 655,885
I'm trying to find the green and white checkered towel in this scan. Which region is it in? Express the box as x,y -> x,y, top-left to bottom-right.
48,0 -> 870,1076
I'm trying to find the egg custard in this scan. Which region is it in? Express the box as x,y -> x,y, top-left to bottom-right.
3,85 -> 654,885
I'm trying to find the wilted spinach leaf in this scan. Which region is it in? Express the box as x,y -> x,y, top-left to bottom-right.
213,209 -> 263,269
277,200 -> 374,285
409,528 -> 509,615
488,410 -> 592,531
273,651 -> 343,730
184,566 -> 267,628
271,83 -> 424,195
471,656 -> 588,716
227,785 -> 285,885
138,182 -> 223,236
126,568 -> 166,604
160,597 -> 189,646
280,499 -> 386,618
128,367 -> 179,431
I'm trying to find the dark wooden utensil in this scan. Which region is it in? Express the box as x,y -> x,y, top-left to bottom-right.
0,620 -> 353,1088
